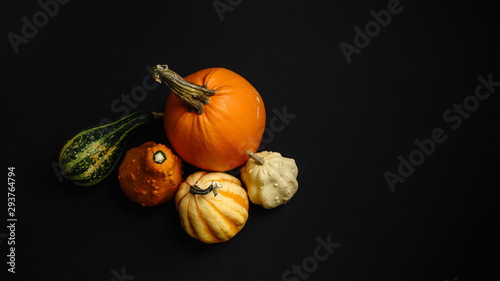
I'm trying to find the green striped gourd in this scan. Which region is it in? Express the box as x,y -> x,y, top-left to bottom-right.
58,111 -> 163,186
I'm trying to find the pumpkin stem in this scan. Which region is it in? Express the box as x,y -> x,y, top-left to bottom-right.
247,150 -> 265,165
151,64 -> 216,115
190,181 -> 222,197
153,150 -> 167,164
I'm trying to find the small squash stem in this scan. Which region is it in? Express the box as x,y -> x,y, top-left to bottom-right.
190,181 -> 222,197
247,150 -> 265,165
151,65 -> 216,114
153,150 -> 167,164
152,112 -> 164,119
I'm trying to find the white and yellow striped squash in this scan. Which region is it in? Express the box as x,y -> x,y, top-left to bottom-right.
175,171 -> 249,244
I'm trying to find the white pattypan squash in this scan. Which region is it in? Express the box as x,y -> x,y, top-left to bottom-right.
240,150 -> 298,209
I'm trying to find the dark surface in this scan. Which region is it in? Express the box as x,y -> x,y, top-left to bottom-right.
2,0 -> 499,280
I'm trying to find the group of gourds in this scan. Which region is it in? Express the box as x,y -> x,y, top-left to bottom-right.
59,65 -> 299,243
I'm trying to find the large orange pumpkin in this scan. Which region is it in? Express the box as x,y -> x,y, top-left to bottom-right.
152,65 -> 266,172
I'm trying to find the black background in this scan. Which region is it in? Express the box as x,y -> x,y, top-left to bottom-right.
2,0 -> 500,280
